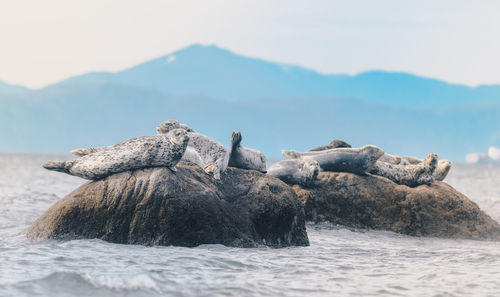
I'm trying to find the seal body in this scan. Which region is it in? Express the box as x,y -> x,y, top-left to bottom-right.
227,131 -> 267,173
282,145 -> 384,175
400,156 -> 423,165
44,129 -> 189,180
267,159 -> 319,186
154,120 -> 227,178
186,131 -> 228,178
309,139 -> 352,152
378,153 -> 402,164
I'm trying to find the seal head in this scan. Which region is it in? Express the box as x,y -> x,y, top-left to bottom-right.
156,120 -> 195,134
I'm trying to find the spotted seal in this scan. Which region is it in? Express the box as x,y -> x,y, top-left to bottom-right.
282,145 -> 385,175
370,153 -> 438,187
267,159 -> 319,186
227,131 -> 267,172
44,129 -> 189,180
399,157 -> 451,181
394,156 -> 451,181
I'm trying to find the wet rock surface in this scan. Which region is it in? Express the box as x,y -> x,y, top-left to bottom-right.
293,172 -> 500,240
28,162 -> 309,248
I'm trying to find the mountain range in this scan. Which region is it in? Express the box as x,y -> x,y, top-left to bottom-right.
1,44 -> 500,161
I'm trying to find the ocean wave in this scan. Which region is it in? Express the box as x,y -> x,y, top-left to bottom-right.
4,271 -> 160,297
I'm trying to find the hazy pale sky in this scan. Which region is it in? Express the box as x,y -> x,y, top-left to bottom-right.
1,0 -> 499,88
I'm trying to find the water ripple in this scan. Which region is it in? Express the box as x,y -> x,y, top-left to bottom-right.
2,154 -> 500,296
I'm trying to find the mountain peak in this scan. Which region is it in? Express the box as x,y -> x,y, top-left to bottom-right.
45,44 -> 500,106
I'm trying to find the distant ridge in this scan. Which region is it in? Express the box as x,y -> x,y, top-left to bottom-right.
47,44 -> 500,108
0,80 -> 30,96
2,44 -> 500,160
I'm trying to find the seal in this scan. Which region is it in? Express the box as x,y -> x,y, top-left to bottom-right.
153,120 -> 228,178
43,129 -> 189,180
282,145 -> 385,175
227,131 -> 267,172
308,140 -> 400,165
434,159 -> 452,181
155,120 -> 267,177
309,139 -> 352,151
267,159 -> 319,186
71,120 -> 208,169
396,156 -> 451,181
370,153 -> 438,187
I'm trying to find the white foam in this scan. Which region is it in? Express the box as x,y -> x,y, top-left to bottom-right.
488,146 -> 500,161
465,152 -> 490,163
165,55 -> 176,64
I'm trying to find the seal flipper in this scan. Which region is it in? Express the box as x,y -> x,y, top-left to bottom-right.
231,131 -> 242,150
222,131 -> 241,175
43,161 -> 74,174
71,147 -> 106,157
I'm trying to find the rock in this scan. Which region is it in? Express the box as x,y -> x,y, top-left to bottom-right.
292,172 -> 500,240
28,162 -> 309,248
219,167 -> 308,246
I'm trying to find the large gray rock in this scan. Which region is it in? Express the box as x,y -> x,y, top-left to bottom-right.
28,162 -> 309,248
292,172 -> 500,240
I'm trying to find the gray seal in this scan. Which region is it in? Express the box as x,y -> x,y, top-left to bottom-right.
282,145 -> 385,175
44,129 -> 189,180
370,153 -> 438,187
309,141 -> 401,165
400,156 -> 423,165
309,139 -> 352,151
378,153 -> 402,164
227,131 -> 267,172
156,120 -> 267,176
267,159 -> 319,187
155,120 -> 228,178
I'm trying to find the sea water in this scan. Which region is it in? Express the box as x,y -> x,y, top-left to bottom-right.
1,153 -> 500,297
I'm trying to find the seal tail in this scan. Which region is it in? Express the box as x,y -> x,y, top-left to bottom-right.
222,131 -> 241,175
42,161 -> 73,174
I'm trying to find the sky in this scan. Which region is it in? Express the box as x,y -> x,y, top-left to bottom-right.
1,0 -> 499,89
